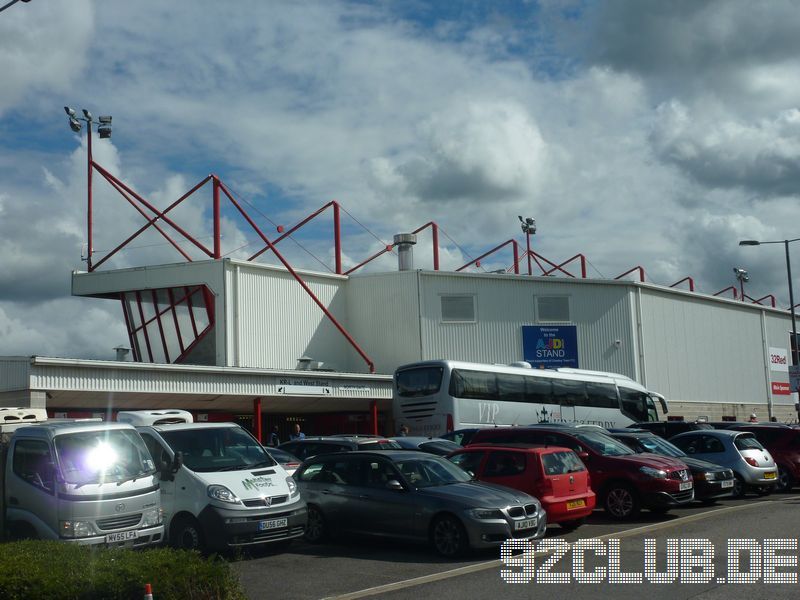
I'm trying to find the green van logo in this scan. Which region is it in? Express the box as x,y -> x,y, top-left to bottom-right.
241,476 -> 275,491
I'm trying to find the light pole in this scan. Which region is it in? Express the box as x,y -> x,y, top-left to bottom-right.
733,267 -> 749,301
64,107 -> 112,271
518,216 -> 536,275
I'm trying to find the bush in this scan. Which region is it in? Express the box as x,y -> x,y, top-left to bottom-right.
0,541 -> 247,600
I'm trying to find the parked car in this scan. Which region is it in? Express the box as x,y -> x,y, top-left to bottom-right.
628,421 -> 713,439
448,444 -> 595,529
295,450 -> 546,557
722,424 -> 800,492
669,430 -> 778,497
392,436 -> 463,456
608,429 -> 735,503
440,428 -> 481,446
266,447 -> 302,476
469,426 -> 693,520
278,436 -> 402,461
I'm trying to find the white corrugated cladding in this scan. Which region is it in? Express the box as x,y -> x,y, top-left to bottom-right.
639,287 -> 793,406
0,357 -> 30,391
345,271 -> 422,374
411,271 -> 639,376
224,260 -> 353,371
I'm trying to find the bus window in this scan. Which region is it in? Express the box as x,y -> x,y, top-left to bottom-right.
585,382 -> 618,408
619,387 -> 650,422
396,367 -> 443,398
524,375 -> 553,403
552,379 -> 585,407
450,370 -> 498,400
497,374 -> 526,402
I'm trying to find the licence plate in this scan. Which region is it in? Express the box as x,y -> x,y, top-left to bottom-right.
105,530 -> 138,543
514,518 -> 537,531
566,499 -> 586,510
679,482 -> 693,491
721,480 -> 734,488
258,517 -> 288,531
764,472 -> 777,480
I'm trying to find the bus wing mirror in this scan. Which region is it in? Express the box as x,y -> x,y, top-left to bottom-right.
652,393 -> 668,414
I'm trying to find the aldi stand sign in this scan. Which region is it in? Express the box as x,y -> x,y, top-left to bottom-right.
522,325 -> 579,368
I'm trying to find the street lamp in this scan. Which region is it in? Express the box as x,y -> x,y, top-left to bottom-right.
518,216 -> 536,276
740,238 -> 800,370
733,267 -> 749,301
64,107 -> 113,270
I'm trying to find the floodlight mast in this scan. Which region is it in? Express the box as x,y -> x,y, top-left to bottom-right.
518,215 -> 536,275
64,106 -> 112,270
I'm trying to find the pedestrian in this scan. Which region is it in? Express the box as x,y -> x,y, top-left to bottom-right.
749,412 -> 758,423
398,424 -> 409,437
269,425 -> 280,447
290,423 -> 305,440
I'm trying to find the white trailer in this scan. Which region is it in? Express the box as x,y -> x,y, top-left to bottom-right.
1,407 -> 164,547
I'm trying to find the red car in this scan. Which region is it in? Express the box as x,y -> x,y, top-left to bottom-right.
469,426 -> 693,520
725,424 -> 800,492
448,444 -> 595,529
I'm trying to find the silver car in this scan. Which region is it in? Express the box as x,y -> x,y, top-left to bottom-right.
670,430 -> 777,497
295,450 -> 546,557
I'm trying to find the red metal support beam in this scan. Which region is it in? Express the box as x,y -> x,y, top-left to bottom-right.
456,239 -> 518,272
615,266 -> 645,282
669,277 -> 695,292
218,181 -> 375,373
541,254 -> 587,279
370,400 -> 378,436
528,251 -> 577,278
253,397 -> 262,443
411,222 -> 441,270
752,294 -> 777,308
333,201 -> 342,274
87,123 -> 93,271
213,176 -> 221,259
343,245 -> 394,276
248,200 -> 337,262
713,286 -> 739,300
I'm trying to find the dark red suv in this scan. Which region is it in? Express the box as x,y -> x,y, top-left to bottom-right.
725,424 -> 800,492
469,426 -> 693,520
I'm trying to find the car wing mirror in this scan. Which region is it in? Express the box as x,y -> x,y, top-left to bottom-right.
578,451 -> 590,461
386,479 -> 404,491
172,451 -> 184,473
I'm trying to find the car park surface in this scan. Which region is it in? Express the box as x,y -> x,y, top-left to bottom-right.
469,425 -> 694,519
608,429 -> 735,502
294,450 -> 546,557
448,443 -> 595,528
669,429 -> 778,497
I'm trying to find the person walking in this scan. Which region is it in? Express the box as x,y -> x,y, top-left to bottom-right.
269,426 -> 280,447
398,424 -> 409,437
290,423 -> 305,440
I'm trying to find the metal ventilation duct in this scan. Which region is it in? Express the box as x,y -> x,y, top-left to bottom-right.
393,233 -> 417,271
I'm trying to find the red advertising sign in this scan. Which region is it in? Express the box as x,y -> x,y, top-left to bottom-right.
771,382 -> 791,395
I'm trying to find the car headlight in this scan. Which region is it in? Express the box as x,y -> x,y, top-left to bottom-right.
141,507 -> 163,527
286,476 -> 299,497
639,466 -> 667,479
468,508 -> 504,520
695,471 -> 708,481
207,485 -> 241,504
60,520 -> 93,538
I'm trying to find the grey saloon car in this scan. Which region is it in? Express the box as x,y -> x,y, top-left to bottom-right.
669,430 -> 778,497
295,450 -> 546,557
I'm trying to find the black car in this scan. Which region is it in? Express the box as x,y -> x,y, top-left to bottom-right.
391,436 -> 462,456
629,421 -> 713,439
440,428 -> 481,446
278,436 -> 402,460
609,429 -> 735,503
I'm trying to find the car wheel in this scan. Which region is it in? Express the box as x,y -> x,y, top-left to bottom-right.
776,466 -> 795,493
304,505 -> 327,543
431,514 -> 469,558
732,474 -> 746,498
559,518 -> 585,531
603,484 -> 641,520
170,516 -> 205,551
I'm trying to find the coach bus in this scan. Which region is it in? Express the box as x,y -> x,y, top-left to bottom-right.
392,360 -> 668,436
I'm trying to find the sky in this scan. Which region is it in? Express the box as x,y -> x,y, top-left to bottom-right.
1,0 -> 799,360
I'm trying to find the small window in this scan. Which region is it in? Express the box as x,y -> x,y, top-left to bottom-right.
485,451 -> 526,477
450,369 -> 498,400
13,439 -> 55,493
585,382 -> 619,409
449,451 -> 484,476
536,296 -> 570,322
441,296 -> 475,322
542,451 -> 584,475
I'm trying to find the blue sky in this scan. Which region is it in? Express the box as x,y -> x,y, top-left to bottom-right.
1,0 -> 800,358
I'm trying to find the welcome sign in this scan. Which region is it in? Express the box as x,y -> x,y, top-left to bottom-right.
522,325 -> 579,368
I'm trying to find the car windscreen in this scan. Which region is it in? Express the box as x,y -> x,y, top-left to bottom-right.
573,431 -> 635,456
419,440 -> 462,455
54,429 -> 156,485
267,448 -> 300,463
734,434 -> 765,451
394,455 -> 473,488
161,427 -> 276,472
632,435 -> 686,458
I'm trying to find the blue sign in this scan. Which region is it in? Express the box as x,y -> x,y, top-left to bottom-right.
522,325 -> 579,368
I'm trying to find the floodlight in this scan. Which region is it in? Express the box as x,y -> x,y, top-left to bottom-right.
64,106 -> 76,117
98,125 -> 112,139
82,109 -> 92,120
739,240 -> 760,246
69,117 -> 81,132
98,115 -> 112,124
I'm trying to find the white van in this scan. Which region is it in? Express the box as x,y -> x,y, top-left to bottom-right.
1,408 -> 164,547
117,410 -> 306,551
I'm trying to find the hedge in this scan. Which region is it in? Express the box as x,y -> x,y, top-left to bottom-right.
0,541 -> 247,600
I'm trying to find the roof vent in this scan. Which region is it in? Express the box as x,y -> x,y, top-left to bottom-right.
393,233 -> 417,271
